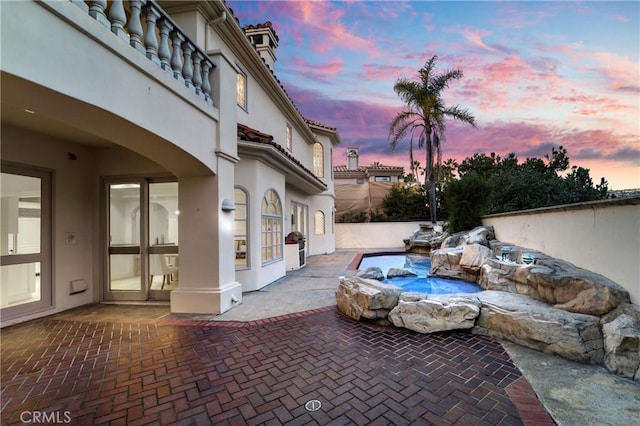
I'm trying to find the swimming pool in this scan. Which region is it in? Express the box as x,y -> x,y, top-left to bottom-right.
357,253 -> 482,295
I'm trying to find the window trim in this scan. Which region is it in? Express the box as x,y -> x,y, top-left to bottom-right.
314,210 -> 325,235
236,67 -> 248,110
0,162 -> 53,320
286,124 -> 292,151
261,189 -> 283,265
234,186 -> 249,270
313,142 -> 324,178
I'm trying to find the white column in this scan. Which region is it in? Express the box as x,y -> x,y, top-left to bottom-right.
171,173 -> 242,315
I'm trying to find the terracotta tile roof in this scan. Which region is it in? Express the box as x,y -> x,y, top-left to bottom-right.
333,164 -> 404,173
333,165 -> 364,173
305,119 -> 337,132
237,123 -> 324,186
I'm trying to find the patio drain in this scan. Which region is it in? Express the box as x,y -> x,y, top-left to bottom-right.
304,399 -> 322,412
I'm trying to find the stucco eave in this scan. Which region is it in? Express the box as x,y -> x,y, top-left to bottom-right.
237,140 -> 327,194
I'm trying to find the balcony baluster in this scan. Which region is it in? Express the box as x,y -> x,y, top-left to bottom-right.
157,18 -> 174,75
128,0 -> 145,53
181,42 -> 195,91
192,52 -> 203,96
69,0 -> 215,106
200,60 -> 213,105
88,0 -> 109,28
108,0 -> 127,39
142,4 -> 161,65
169,30 -> 185,84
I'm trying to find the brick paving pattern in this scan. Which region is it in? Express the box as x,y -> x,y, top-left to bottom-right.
1,308 -> 550,425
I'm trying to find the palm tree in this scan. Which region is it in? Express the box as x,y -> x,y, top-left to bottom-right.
389,55 -> 476,224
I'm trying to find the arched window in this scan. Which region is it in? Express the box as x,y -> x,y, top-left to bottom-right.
234,187 -> 248,268
313,142 -> 324,178
314,211 -> 325,235
261,189 -> 283,263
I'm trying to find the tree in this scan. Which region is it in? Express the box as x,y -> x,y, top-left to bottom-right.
445,145 -> 609,216
382,184 -> 429,221
444,172 -> 492,233
389,55 -> 476,224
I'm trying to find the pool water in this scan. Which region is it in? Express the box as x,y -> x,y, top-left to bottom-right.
357,253 -> 482,295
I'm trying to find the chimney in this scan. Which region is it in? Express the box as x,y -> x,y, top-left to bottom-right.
346,147 -> 359,170
243,21 -> 279,71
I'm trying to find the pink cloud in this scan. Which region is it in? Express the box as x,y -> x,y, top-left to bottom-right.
290,56 -> 343,82
461,28 -> 496,51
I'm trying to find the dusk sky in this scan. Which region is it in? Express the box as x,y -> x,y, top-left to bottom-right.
227,0 -> 640,190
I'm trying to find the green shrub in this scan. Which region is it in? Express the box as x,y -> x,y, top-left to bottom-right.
444,172 -> 492,233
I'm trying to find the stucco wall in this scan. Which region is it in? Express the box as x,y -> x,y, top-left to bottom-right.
335,222 -> 423,249
482,198 -> 640,305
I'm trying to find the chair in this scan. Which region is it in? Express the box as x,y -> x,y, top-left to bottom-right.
149,254 -> 178,290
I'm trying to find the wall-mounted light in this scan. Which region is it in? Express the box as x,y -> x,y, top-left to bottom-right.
221,199 -> 236,212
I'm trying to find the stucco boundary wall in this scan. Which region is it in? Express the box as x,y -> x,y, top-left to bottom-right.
482,197 -> 640,305
335,222 -> 423,250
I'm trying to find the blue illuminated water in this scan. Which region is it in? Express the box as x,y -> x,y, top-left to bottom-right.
358,253 -> 482,295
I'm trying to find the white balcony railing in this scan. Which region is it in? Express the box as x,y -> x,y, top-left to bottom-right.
72,0 -> 215,106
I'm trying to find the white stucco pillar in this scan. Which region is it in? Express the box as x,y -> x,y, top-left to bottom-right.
171,173 -> 242,314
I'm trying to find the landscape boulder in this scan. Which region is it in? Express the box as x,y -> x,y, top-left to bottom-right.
601,303 -> 640,381
389,293 -> 481,333
356,267 -> 384,281
335,276 -> 402,321
472,291 -> 603,364
386,268 -> 417,279
478,258 -> 631,316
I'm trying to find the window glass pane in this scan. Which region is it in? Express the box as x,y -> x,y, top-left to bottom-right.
314,211 -> 325,235
149,182 -> 179,246
237,71 -> 246,108
1,173 -> 41,255
109,184 -> 140,246
109,255 -> 142,291
261,190 -> 282,263
0,262 -> 41,308
313,142 -> 324,177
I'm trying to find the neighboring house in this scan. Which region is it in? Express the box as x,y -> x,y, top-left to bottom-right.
333,147 -> 404,221
0,0 -> 340,326
333,147 -> 404,185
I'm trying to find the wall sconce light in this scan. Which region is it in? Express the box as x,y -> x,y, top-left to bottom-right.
221,199 -> 236,212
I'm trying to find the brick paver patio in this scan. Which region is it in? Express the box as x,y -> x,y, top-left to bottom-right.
1,306 -> 553,425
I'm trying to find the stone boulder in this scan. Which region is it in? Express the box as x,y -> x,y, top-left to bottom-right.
430,248 -> 477,282
478,258 -> 630,316
603,315 -> 640,381
459,244 -> 494,275
387,268 -> 417,279
403,223 -> 448,253
356,267 -> 384,281
473,291 -> 603,364
389,293 -> 481,333
335,276 -> 402,321
601,306 -> 640,381
442,226 -> 494,249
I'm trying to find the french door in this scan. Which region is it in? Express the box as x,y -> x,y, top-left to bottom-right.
0,164 -> 52,319
104,179 -> 178,301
